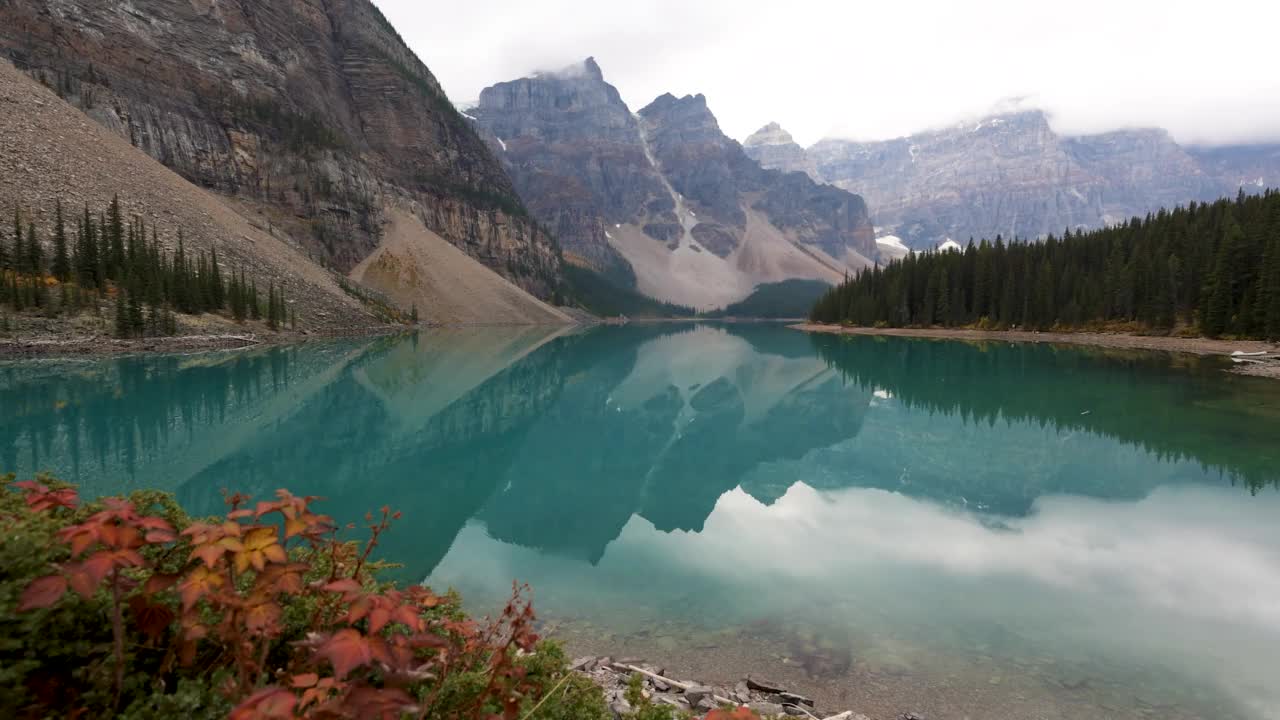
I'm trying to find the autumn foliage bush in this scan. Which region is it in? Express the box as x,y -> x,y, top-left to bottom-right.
0,474 -> 617,720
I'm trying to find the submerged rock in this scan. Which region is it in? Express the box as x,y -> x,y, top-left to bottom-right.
746,675 -> 788,694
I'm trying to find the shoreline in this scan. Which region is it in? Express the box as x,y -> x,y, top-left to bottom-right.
571,654 -> 869,719
791,323 -> 1280,379
0,321 -> 590,360
0,325 -> 409,360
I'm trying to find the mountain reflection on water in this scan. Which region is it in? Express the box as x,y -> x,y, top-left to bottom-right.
4,325 -> 1280,718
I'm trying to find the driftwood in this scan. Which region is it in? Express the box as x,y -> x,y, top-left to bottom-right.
612,664 -> 837,719
612,664 -> 735,706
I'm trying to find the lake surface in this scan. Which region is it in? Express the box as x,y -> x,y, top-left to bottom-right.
4,325 -> 1280,719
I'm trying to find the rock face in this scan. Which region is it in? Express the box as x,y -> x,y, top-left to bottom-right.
0,0 -> 562,298
472,58 -> 667,281
470,59 -> 875,310
743,122 -> 817,178
0,57 -> 372,333
745,111 -> 1280,249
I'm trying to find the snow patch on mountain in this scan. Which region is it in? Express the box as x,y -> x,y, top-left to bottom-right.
876,235 -> 911,261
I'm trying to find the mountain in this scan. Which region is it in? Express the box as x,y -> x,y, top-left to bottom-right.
742,122 -> 816,178
745,110 -> 1280,249
0,58 -> 371,332
469,59 -> 875,311
0,0 -> 567,320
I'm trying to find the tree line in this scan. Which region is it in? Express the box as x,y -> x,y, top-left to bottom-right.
1,196 -> 294,337
811,189 -> 1280,339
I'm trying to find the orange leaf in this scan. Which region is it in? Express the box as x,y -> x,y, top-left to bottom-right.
145,529 -> 177,544
65,554 -> 114,598
113,524 -> 143,549
323,578 -> 361,595
63,527 -> 97,557
129,596 -> 176,643
369,606 -> 391,634
316,628 -> 373,679
392,604 -> 423,632
346,595 -> 373,624
190,544 -> 225,568
245,600 -> 282,635
179,566 -> 224,610
235,527 -> 282,574
98,523 -> 120,548
137,516 -> 173,531
283,516 -> 307,539
144,573 -> 181,595
112,549 -> 145,568
291,673 -> 319,689
229,687 -> 297,720
18,575 -> 68,611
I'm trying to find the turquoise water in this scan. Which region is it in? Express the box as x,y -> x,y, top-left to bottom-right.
4,325 -> 1280,718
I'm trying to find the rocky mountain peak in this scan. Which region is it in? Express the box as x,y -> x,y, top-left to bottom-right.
641,93 -> 716,127
581,56 -> 605,81
763,106 -> 1278,249
639,93 -> 727,156
475,57 -> 634,144
743,122 -> 815,178
470,62 -> 875,311
745,122 -> 798,147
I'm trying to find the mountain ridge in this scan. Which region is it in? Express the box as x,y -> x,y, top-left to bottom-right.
470,58 -> 875,311
0,0 -> 564,299
746,110 -> 1280,248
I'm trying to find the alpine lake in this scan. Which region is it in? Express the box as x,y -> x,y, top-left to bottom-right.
4,324 -> 1279,719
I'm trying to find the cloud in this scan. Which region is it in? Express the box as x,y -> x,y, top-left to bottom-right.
375,0 -> 1280,147
430,483 -> 1280,717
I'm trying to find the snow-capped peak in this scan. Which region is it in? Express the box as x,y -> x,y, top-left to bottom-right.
876,235 -> 911,261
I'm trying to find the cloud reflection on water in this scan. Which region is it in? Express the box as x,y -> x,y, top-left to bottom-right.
433,481 -> 1280,718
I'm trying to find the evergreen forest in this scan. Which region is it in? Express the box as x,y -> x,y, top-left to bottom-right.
0,196 -> 293,337
811,189 -> 1280,339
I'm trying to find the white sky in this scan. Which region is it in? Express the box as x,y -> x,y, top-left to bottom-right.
373,0 -> 1280,147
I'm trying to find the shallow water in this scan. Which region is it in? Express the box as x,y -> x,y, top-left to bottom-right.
3,325 -> 1279,718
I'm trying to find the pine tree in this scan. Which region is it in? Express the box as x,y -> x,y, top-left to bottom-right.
51,200 -> 71,282
127,286 -> 144,335
209,246 -> 225,309
8,272 -> 20,311
1264,237 -> 1280,340
26,223 -> 47,309
108,195 -> 125,280
97,212 -> 110,288
114,287 -> 129,337
230,268 -> 247,322
267,281 -> 279,330
0,212 -> 8,273
25,222 -> 41,278
12,210 -> 24,277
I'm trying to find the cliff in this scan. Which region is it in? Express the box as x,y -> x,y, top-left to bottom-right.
0,0 -> 563,297
471,59 -> 875,310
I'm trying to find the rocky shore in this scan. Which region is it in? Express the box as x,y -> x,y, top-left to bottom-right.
571,655 -> 880,720
792,323 -> 1280,379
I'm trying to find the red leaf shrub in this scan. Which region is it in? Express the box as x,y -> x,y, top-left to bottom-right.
6,477 -> 554,719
